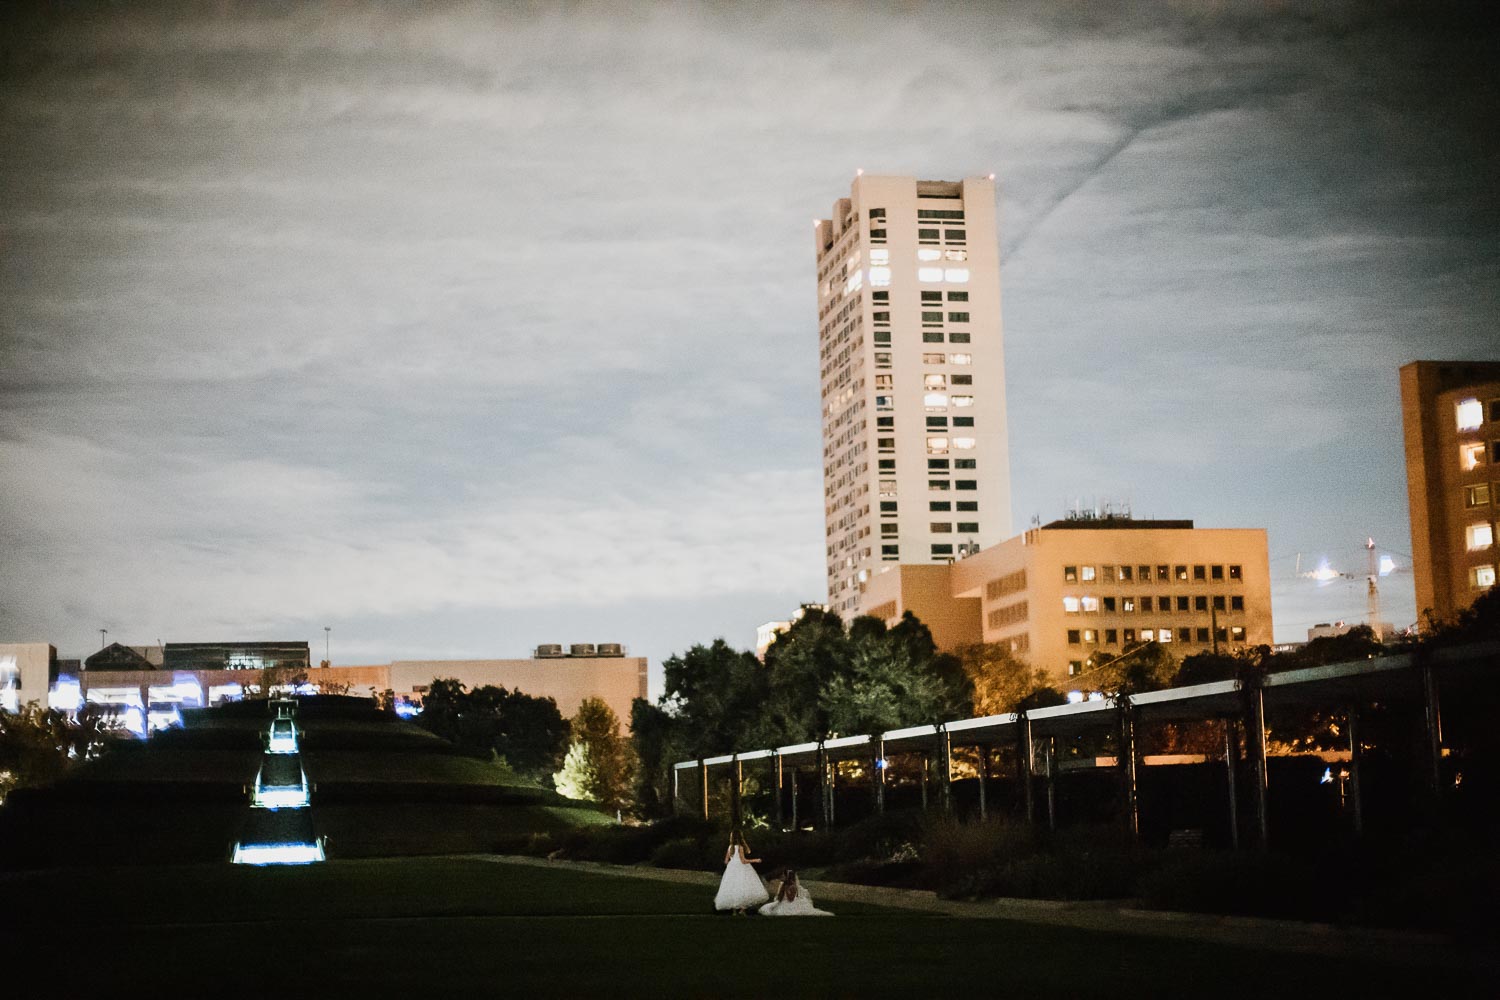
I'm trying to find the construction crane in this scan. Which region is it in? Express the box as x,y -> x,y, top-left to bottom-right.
1365,537 -> 1381,638
1293,538 -> 1406,640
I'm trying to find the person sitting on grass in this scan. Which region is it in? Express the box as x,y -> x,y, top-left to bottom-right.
713,830 -> 769,915
757,869 -> 833,917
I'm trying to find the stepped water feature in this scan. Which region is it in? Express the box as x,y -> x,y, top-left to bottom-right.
231,700 -> 325,865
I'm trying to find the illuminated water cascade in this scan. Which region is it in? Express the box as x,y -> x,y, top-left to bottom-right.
232,707 -> 324,865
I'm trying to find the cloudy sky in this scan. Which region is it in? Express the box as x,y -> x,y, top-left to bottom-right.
3,1 -> 1496,696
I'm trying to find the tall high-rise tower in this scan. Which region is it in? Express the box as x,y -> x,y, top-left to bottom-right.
815,175 -> 1012,616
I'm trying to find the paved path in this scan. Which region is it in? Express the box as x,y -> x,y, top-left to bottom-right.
477,854 -> 1495,971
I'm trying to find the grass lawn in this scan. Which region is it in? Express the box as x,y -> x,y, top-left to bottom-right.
6,857 -> 1486,998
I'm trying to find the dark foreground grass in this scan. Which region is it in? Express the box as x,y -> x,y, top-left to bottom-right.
5,857 -> 1488,999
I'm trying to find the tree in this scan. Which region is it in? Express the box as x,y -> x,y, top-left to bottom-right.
414,678 -> 569,782
553,697 -> 635,813
957,642 -> 1055,715
629,697 -> 678,818
1085,642 -> 1176,699
0,701 -> 114,804
662,639 -> 769,757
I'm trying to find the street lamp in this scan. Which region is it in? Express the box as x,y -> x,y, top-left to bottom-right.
323,626 -> 331,668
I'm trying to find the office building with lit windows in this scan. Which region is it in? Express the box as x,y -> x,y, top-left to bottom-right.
859,515 -> 1274,685
816,175 -> 1012,616
1400,360 -> 1500,622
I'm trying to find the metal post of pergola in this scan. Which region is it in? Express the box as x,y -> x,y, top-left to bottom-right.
1021,714 -> 1035,824
920,751 -> 929,810
1249,685 -> 1270,850
671,766 -> 680,816
772,751 -> 784,830
939,725 -> 953,814
1045,736 -> 1057,831
829,757 -> 838,826
699,758 -> 709,822
817,743 -> 831,829
790,766 -> 799,830
731,755 -> 743,830
1120,702 -> 1140,840
977,745 -> 988,820
874,737 -> 886,815
1422,663 -> 1445,800
1346,704 -> 1364,836
1223,718 -> 1240,850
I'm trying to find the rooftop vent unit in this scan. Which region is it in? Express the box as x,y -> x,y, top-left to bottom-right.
569,644 -> 596,657
535,644 -> 565,658
596,643 -> 624,657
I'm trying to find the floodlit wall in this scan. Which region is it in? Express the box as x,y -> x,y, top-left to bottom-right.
0,642 -> 55,713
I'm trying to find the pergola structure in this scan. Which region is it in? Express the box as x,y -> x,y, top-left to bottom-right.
671,641 -> 1497,848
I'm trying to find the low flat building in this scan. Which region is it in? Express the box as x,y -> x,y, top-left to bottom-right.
859,515 -> 1273,686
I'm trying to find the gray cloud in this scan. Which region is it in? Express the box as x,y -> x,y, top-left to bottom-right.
2,1 -> 1496,687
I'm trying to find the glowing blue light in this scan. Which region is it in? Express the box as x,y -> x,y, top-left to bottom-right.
393,702 -> 421,719
231,842 -> 325,865
252,786 -> 311,810
875,758 -> 889,770
1320,767 -> 1333,785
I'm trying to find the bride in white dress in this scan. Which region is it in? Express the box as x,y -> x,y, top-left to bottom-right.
714,832 -> 769,914
758,869 -> 833,917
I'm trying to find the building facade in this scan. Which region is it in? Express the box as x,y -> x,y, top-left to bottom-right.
860,517 -> 1273,686
816,175 -> 1012,616
1399,360 -> 1500,623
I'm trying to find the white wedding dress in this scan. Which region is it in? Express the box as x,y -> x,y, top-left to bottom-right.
759,885 -> 833,917
714,845 -> 770,911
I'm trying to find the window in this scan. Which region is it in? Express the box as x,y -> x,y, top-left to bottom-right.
924,374 -> 947,389
877,416 -> 894,428
876,394 -> 893,410
1123,598 -> 1136,613
1231,596 -> 1244,611
1140,597 -> 1153,612
947,291 -> 969,302
1457,398 -> 1484,431
882,544 -> 899,556
930,501 -> 951,511
1473,565 -> 1497,589
1081,596 -> 1099,613
1229,565 -> 1242,581
923,353 -> 946,364
1175,565 -> 1189,581
1063,596 -> 1081,613
879,500 -> 900,515
1159,628 -> 1173,644
881,523 -> 898,536
924,392 -> 949,408
1083,629 -> 1096,643
1081,565 -> 1096,582
868,207 -> 886,219
952,395 -> 974,407
878,437 -> 895,450
948,312 -> 970,322
1177,596 -> 1190,612
1211,565 -> 1225,580
957,522 -> 979,532
945,249 -> 968,261
1194,596 -> 1208,611
1212,596 -> 1226,611
878,459 -> 895,471
874,330 -> 892,346
1193,565 -> 1207,581
945,268 -> 970,282
927,459 -> 949,470
953,437 -> 976,449
931,544 -> 953,556
871,229 -> 887,240
1103,565 -> 1116,582
1462,442 -> 1485,470
1468,523 -> 1494,550
1141,629 -> 1154,641
1123,628 -> 1136,644
1230,626 -> 1246,642
918,228 -> 940,242
879,480 -> 897,496
927,436 -> 949,454
930,522 -> 952,533
923,331 -> 944,343
1105,629 -> 1118,645
946,230 -> 967,242
1120,565 -> 1134,582
917,248 -> 943,261
927,416 -> 949,428
1064,565 -> 1078,582
950,374 -> 973,385
955,459 -> 976,469
1139,565 -> 1152,581
918,267 -> 944,282
875,351 -> 892,368
1102,597 -> 1116,612
1159,595 -> 1172,612
869,249 -> 889,266
949,353 -> 972,365
1068,660 -> 1082,675
929,480 -> 950,491
922,311 -> 944,323
1157,565 -> 1170,580
953,416 -> 974,427
948,332 -> 971,343
956,501 -> 978,512
956,480 -> 977,490
1493,400 -> 1500,422
1179,628 -> 1192,643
